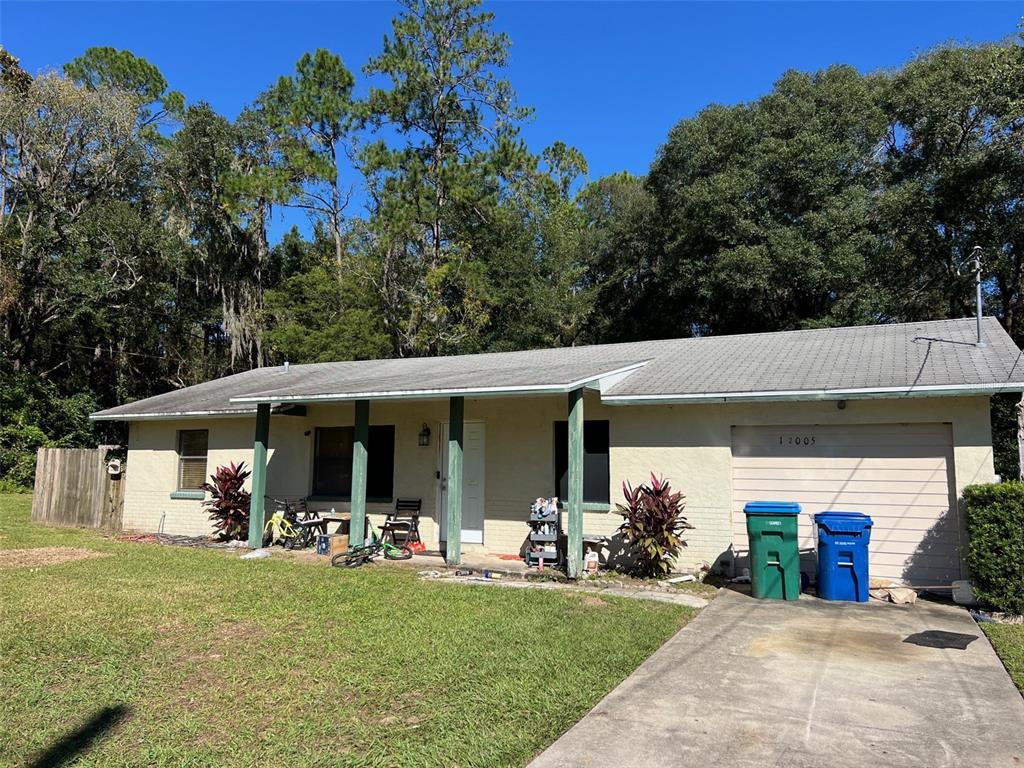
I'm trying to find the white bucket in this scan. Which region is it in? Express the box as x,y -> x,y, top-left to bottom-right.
952,579 -> 978,606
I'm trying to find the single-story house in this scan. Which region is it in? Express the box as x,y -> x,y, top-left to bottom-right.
92,317 -> 1024,582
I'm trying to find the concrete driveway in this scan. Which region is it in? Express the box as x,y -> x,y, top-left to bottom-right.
530,589 -> 1024,768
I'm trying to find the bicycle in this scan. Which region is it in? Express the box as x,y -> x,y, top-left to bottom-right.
262,507 -> 300,549
262,497 -> 320,549
331,530 -> 412,568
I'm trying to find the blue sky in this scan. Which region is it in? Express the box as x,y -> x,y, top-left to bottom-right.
2,1 -> 1020,241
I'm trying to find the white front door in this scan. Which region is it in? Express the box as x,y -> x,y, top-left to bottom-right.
439,422 -> 486,544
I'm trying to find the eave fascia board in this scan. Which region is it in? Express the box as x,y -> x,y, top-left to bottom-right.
89,410 -> 260,422
601,381 -> 1024,406
232,384 -> 575,404
89,403 -> 309,422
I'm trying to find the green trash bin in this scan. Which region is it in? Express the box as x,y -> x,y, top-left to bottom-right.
744,501 -> 801,600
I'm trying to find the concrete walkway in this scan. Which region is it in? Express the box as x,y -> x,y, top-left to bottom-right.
530,589 -> 1024,768
423,572 -> 709,608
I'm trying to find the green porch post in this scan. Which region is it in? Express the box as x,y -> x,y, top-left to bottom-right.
445,396 -> 464,566
567,388 -> 584,578
350,399 -> 370,547
247,403 -> 271,549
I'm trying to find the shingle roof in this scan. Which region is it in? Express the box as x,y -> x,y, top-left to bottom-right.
91,317 -> 1024,420
90,368 -> 277,420
229,347 -> 657,404
603,317 -> 1024,402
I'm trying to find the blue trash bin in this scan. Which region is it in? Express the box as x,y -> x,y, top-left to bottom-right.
814,511 -> 872,602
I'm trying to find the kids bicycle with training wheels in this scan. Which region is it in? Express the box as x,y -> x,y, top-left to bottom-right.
331,530 -> 412,568
262,497 -> 322,550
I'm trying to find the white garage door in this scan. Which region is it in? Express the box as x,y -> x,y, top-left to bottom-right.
731,423 -> 962,584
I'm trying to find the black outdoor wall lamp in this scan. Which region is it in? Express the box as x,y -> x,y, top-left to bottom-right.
418,423 -> 431,447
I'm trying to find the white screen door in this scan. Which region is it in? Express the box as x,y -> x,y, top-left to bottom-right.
439,422 -> 486,544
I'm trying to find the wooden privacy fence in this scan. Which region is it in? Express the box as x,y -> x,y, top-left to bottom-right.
32,447 -> 125,531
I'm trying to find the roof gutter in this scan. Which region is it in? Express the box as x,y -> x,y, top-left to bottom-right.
601,381 -> 1024,406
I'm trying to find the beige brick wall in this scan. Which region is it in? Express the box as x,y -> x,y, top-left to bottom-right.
608,395 -> 994,571
124,418 -> 258,535
121,394 -> 994,571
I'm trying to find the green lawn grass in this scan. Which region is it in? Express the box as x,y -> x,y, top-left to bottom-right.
984,623 -> 1024,693
0,494 -> 692,767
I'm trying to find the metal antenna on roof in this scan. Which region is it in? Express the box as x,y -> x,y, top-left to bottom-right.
957,246 -> 985,347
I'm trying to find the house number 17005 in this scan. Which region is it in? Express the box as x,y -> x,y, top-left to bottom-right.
779,435 -> 816,446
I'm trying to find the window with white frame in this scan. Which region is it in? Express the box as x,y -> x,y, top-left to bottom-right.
177,429 -> 209,490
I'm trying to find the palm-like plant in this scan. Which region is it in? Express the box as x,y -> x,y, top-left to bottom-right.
201,462 -> 252,541
616,473 -> 693,577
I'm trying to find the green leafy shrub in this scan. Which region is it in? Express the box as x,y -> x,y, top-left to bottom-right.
0,423 -> 50,489
616,473 -> 693,577
0,366 -> 100,488
964,482 -> 1024,614
200,462 -> 252,541
0,477 -> 31,494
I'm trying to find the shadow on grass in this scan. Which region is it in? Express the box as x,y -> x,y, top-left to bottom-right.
28,704 -> 129,768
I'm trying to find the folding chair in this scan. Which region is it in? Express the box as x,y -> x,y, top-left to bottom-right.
379,498 -> 422,546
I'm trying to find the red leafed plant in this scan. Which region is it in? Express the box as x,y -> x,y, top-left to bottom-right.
201,462 -> 252,541
616,473 -> 693,577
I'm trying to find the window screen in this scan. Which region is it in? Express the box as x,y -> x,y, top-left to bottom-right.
553,420 -> 610,504
313,425 -> 395,499
177,429 -> 209,490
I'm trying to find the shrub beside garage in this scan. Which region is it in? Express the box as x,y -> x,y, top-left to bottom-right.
964,482 -> 1024,615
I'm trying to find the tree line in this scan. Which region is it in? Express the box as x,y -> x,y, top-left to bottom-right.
2,0 -> 1023,487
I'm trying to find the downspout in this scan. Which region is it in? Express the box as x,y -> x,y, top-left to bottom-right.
1017,398 -> 1024,481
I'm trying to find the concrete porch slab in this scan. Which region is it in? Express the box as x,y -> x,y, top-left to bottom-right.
400,550 -> 534,575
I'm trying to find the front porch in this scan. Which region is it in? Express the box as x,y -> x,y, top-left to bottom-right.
244,388 -> 601,577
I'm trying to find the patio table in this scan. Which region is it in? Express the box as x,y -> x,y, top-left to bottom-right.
299,512 -> 351,536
